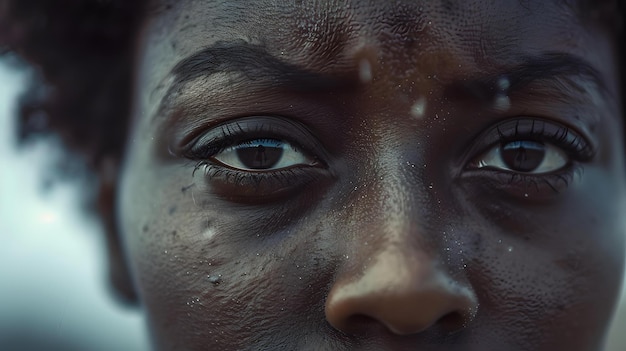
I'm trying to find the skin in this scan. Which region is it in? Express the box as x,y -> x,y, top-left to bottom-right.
113,0 -> 625,350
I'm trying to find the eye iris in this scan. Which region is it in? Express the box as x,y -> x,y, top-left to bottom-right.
235,140 -> 284,169
501,141 -> 545,172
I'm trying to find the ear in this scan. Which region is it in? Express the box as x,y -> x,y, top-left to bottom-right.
97,158 -> 139,305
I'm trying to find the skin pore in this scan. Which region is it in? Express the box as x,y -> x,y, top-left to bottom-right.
114,0 -> 625,350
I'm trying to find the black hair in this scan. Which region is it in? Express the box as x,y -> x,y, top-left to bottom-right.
0,0 -> 145,171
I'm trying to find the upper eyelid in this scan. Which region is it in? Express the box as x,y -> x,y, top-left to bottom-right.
178,116 -> 330,164
480,119 -> 592,154
200,126 -> 311,156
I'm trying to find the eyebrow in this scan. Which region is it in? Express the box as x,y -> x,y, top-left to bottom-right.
164,41 -> 609,109
167,40 -> 349,94
449,52 -> 608,103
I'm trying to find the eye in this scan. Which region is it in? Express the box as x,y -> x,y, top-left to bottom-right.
178,116 -> 332,202
461,118 -> 595,197
212,138 -> 315,171
474,140 -> 568,174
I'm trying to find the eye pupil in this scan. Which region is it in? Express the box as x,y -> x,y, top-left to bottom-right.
501,141 -> 545,172
236,141 -> 284,169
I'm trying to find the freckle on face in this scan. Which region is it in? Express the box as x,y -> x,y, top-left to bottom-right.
117,0 -> 625,350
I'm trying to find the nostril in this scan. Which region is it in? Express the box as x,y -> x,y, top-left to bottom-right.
325,248 -> 479,337
340,313 -> 432,336
341,314 -> 381,334
437,311 -> 467,333
335,311 -> 468,337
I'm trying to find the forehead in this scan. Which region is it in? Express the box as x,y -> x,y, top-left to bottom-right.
138,0 -> 615,91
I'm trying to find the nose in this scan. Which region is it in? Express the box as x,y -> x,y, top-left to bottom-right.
325,241 -> 477,335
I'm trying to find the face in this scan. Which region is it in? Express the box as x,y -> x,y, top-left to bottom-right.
117,0 -> 625,350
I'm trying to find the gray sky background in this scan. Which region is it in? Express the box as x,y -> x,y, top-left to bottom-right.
0,58 -> 624,351
0,59 -> 149,351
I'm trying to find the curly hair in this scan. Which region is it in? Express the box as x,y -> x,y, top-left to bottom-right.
0,0 -> 624,174
0,0 -> 145,171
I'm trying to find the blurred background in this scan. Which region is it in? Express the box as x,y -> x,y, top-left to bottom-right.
0,57 -> 624,351
0,58 -> 150,350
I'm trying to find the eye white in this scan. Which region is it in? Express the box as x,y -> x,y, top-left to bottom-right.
213,139 -> 311,171
475,142 -> 568,174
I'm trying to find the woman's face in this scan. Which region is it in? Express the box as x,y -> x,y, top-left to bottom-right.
117,0 -> 625,350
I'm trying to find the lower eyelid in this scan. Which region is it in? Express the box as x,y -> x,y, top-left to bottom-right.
460,163 -> 583,199
195,162 -> 330,202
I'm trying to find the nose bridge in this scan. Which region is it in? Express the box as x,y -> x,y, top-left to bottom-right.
325,168 -> 477,336
352,152 -> 435,251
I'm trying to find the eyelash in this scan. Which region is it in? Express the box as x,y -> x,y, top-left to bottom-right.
183,118 -> 325,193
494,120 -> 592,157
465,118 -> 594,195
182,116 -> 593,199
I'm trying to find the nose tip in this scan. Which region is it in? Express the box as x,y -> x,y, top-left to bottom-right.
324,253 -> 477,336
326,285 -> 475,335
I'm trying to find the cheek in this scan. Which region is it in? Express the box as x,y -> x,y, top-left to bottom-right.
117,144 -> 341,349
463,172 -> 626,348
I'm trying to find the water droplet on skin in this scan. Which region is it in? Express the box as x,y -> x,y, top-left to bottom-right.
524,193 -> 529,198
493,95 -> 511,111
428,183 -> 434,189
497,77 -> 510,91
410,97 -> 427,119
358,59 -> 373,83
187,296 -> 201,308
208,275 -> 222,285
507,246 -> 514,252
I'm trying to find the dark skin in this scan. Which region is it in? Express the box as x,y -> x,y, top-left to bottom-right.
108,0 -> 625,350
